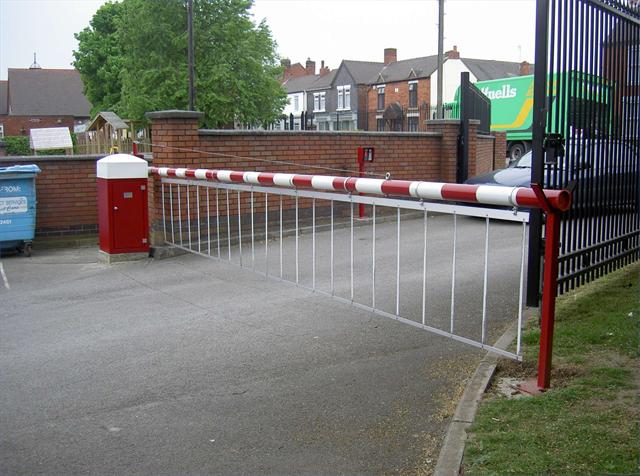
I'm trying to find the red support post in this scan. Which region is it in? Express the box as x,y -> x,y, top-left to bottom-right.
537,210 -> 562,389
357,147 -> 365,219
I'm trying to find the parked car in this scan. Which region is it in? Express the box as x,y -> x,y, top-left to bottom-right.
464,141 -> 638,212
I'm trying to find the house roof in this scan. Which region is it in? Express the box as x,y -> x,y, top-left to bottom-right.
0,81 -> 7,115
461,58 -> 524,81
307,69 -> 338,91
342,60 -> 385,84
6,68 -> 91,117
372,54 -> 440,84
87,111 -> 128,131
283,74 -> 321,93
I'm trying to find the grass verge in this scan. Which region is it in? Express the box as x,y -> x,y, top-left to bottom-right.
464,262 -> 639,475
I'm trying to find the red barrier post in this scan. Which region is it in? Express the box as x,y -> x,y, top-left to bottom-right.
357,147 -> 365,219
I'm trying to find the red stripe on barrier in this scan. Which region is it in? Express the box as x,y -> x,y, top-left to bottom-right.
205,170 -> 218,180
257,173 -> 276,185
292,175 -> 313,188
166,168 -> 177,177
332,177 -> 348,191
184,169 -> 197,178
515,188 -> 571,212
229,172 -> 245,182
344,177 -> 359,192
381,180 -> 412,196
441,184 -> 479,202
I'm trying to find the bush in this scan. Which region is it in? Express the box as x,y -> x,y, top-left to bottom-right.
4,136 -> 31,156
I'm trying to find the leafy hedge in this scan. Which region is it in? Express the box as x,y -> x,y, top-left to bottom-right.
2,133 -> 78,156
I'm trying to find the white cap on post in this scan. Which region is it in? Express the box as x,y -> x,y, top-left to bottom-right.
97,154 -> 148,179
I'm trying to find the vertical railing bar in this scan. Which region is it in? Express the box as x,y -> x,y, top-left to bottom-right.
238,190 -> 242,267
187,185 -> 192,250
330,200 -> 334,296
169,184 -> 175,244
295,194 -> 299,285
226,189 -> 231,261
450,212 -> 457,334
279,195 -> 283,279
396,207 -> 401,316
178,185 -> 183,245
312,198 -> 316,291
481,216 -> 490,345
372,204 -> 376,309
517,219 -> 527,356
422,208 -> 428,326
350,201 -> 354,301
215,188 -> 221,259
162,183 -> 167,242
197,186 -> 201,253
251,189 -> 255,270
207,188 -> 214,257
265,193 -> 269,278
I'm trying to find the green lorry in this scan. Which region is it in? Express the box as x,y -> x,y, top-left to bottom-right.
447,72 -> 611,162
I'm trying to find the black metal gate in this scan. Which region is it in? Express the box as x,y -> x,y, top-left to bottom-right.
527,0 -> 640,305
457,72 -> 491,183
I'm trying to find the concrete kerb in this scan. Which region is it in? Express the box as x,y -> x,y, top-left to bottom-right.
434,308 -> 538,476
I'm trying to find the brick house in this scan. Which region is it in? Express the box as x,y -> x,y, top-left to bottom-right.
0,67 -> 92,138
367,47 -> 529,132
279,59 -> 331,130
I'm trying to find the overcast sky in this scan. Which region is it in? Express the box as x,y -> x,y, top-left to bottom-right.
0,0 -> 536,80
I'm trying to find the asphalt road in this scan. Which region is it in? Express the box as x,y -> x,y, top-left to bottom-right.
0,214 -> 526,475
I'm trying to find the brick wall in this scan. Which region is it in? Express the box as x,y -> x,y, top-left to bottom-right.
0,115 -> 77,136
0,154 -> 105,236
145,111 -> 505,247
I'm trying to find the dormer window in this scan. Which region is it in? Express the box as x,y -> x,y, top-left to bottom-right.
337,85 -> 351,110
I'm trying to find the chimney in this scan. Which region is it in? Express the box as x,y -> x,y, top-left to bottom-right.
281,58 -> 291,68
319,60 -> 330,77
384,48 -> 397,65
519,61 -> 531,76
305,58 -> 316,75
446,45 -> 460,60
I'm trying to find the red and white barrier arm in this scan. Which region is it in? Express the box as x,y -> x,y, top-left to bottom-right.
149,166 -> 571,212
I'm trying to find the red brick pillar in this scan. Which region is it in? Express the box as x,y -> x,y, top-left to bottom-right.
425,119 -> 460,183
493,131 -> 507,169
145,110 -> 204,249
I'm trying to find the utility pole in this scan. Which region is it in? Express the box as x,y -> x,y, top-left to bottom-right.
187,0 -> 195,111
436,0 -> 444,119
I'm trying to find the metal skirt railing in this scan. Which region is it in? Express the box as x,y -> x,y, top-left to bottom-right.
159,177 -> 530,361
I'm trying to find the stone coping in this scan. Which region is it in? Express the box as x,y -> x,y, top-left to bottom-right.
199,129 -> 443,138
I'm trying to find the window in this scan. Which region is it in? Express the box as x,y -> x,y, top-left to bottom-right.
408,116 -> 419,132
0,124 -> 3,138
409,82 -> 418,108
377,86 -> 385,110
628,45 -> 639,85
337,85 -> 351,110
623,96 -> 640,136
313,92 -> 326,112
376,118 -> 385,131
293,95 -> 299,111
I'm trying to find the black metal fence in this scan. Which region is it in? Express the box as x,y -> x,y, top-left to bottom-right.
457,72 -> 492,182
527,0 -> 640,304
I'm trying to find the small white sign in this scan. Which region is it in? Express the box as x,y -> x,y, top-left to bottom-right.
0,196 -> 28,214
29,127 -> 73,151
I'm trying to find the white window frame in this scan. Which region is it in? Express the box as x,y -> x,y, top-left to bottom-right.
377,85 -> 386,111
337,85 -> 351,111
313,93 -> 320,112
408,80 -> 418,109
0,124 -> 4,138
293,95 -> 299,112
319,92 -> 326,111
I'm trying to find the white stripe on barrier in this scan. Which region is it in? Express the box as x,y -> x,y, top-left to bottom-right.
273,173 -> 295,187
175,168 -> 188,178
476,185 -> 518,206
194,169 -> 208,180
243,172 -> 261,185
311,175 -> 336,191
415,182 -> 445,200
217,170 -> 233,182
355,178 -> 384,195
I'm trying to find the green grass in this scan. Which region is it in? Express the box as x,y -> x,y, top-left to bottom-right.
464,262 -> 639,475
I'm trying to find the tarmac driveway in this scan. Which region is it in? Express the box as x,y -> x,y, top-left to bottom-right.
0,215 -> 523,475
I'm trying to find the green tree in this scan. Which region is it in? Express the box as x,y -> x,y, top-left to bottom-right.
74,0 -> 286,127
73,1 -> 125,116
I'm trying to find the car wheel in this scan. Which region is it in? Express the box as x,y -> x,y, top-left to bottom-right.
508,142 -> 526,163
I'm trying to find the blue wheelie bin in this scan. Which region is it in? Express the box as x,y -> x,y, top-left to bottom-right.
0,164 -> 41,256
